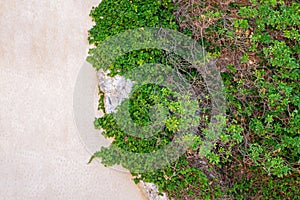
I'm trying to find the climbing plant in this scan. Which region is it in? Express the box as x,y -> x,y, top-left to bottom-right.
87,0 -> 300,199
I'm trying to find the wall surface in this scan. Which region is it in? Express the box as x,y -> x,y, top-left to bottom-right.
0,1 -> 145,199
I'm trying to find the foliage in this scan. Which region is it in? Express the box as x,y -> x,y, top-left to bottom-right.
88,0 -> 178,77
88,0 -> 300,199
226,2 -> 300,198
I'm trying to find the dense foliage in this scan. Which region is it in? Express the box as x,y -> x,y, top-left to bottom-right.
88,0 -> 300,199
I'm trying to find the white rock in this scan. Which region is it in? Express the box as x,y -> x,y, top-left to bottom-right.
139,181 -> 169,200
97,69 -> 133,113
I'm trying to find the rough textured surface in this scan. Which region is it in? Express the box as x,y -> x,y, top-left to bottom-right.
97,69 -> 133,113
0,0 -> 146,199
139,182 -> 169,200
